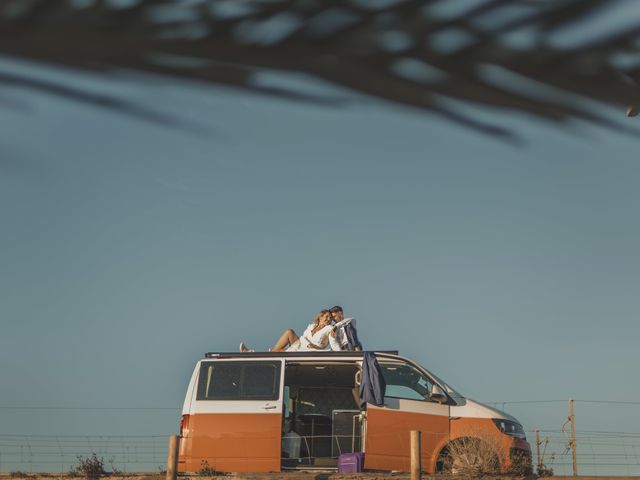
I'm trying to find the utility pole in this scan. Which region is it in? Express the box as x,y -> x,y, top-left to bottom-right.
535,430 -> 542,473
569,399 -> 578,476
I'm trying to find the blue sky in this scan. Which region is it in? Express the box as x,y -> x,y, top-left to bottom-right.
1,58 -> 639,474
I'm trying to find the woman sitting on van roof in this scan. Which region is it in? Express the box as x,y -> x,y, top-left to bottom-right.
240,309 -> 335,352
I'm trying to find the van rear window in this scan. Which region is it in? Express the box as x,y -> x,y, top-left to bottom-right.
196,361 -> 281,401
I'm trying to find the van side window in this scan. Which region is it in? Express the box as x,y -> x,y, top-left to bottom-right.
380,363 -> 434,401
196,361 -> 281,401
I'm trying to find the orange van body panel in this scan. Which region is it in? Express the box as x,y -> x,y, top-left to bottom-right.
450,416 -> 496,439
364,408 -> 449,473
178,413 -> 281,473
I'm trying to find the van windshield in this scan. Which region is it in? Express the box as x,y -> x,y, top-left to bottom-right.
380,358 -> 467,406
377,358 -> 465,404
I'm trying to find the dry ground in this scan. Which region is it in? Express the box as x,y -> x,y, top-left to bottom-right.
1,474 -> 639,480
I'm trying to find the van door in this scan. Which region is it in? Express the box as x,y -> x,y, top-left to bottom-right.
364,360 -> 449,472
188,359 -> 285,472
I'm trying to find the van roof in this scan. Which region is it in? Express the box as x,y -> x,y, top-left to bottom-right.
204,350 -> 399,359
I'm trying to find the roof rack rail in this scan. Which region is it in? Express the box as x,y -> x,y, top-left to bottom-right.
204,350 -> 399,358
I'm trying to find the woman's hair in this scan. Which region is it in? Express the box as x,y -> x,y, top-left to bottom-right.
313,309 -> 332,326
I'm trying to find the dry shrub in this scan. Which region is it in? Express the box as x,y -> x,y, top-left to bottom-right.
70,453 -> 107,479
440,430 -> 504,476
197,460 -> 220,477
536,464 -> 554,477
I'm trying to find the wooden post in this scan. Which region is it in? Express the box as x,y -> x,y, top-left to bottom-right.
535,429 -> 542,473
166,435 -> 179,480
410,430 -> 421,480
569,399 -> 578,476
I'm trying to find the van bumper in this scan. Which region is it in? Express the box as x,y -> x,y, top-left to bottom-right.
508,439 -> 532,475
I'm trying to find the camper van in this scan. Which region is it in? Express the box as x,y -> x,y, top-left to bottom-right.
177,351 -> 531,474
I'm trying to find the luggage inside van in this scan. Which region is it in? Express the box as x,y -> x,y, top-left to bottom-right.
338,452 -> 364,473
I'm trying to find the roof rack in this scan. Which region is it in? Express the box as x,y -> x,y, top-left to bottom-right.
204,350 -> 399,358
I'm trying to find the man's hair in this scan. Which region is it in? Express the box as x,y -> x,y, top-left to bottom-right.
330,305 -> 343,313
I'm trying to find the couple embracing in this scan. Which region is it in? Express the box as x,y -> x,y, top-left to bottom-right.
240,305 -> 362,352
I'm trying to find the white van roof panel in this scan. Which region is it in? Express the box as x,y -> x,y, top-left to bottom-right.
204,350 -> 399,359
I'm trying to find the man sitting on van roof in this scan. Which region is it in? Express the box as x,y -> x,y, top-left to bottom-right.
328,305 -> 362,351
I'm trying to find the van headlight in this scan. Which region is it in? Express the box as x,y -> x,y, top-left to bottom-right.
492,419 -> 526,439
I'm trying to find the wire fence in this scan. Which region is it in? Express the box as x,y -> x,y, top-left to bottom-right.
524,429 -> 640,474
1,400 -> 640,475
0,434 -> 170,474
485,399 -> 640,476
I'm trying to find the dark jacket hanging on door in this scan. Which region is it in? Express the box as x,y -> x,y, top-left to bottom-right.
359,352 -> 386,408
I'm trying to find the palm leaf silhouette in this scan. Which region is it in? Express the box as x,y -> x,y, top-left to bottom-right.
1,0 -> 639,138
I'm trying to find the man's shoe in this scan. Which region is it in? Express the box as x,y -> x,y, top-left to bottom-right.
239,342 -> 254,352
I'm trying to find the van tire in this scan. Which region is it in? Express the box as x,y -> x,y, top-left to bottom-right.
436,438 -> 500,475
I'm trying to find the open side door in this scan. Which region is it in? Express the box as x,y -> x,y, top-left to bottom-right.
364,360 -> 449,472
188,359 -> 285,472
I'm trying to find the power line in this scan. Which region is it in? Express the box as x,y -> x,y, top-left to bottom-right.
487,399 -> 640,406
0,434 -> 168,438
2,399 -> 639,410
488,400 -> 568,405
574,400 -> 640,406
532,429 -> 640,439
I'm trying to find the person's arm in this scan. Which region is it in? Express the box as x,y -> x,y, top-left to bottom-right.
306,341 -> 325,350
308,325 -> 333,350
328,327 -> 342,350
307,334 -> 329,350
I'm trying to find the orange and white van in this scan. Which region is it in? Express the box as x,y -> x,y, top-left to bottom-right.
177,351 -> 531,474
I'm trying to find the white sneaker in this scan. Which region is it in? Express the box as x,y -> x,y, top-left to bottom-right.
239,342 -> 254,353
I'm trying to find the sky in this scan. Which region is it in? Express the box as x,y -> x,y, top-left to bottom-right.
1,56 -> 639,475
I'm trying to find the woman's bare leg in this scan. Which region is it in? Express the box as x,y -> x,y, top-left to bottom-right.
271,329 -> 299,352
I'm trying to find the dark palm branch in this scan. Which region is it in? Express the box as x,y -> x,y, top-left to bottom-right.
1,0 -> 639,138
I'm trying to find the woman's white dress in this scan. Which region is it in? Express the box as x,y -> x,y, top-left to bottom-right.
286,323 -> 333,351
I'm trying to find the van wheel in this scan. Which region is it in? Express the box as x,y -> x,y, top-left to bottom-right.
437,439 -> 500,475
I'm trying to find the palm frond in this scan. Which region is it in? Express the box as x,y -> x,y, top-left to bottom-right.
1,0 -> 639,137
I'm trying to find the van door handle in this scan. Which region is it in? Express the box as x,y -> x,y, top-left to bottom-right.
262,405 -> 278,410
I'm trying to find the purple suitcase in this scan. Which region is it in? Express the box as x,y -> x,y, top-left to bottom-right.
338,452 -> 364,473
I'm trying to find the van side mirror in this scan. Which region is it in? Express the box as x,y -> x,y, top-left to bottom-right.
429,385 -> 447,404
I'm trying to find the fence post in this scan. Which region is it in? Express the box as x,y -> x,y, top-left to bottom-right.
569,399 -> 578,476
410,430 -> 421,480
166,435 -> 179,480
